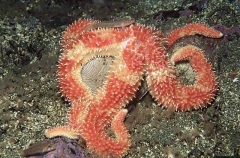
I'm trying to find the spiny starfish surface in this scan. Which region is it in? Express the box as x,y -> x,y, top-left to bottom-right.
45,18 -> 222,157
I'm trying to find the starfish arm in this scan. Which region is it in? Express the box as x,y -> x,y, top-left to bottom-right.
82,109 -> 131,158
166,23 -> 223,48
45,125 -> 79,139
111,109 -> 130,144
80,74 -> 140,158
171,45 -> 217,110
61,19 -> 98,50
147,45 -> 217,111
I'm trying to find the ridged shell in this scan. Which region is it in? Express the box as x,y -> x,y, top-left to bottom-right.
81,56 -> 114,94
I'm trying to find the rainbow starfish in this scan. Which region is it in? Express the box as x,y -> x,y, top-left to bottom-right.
45,19 -> 222,157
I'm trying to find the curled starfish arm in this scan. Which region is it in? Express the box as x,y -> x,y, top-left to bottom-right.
166,23 -> 223,48
111,109 -> 130,144
147,45 -> 217,111
171,45 -> 217,110
80,74 -> 140,157
80,108 -> 131,158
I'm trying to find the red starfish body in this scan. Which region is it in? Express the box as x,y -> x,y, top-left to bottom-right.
45,19 -> 222,157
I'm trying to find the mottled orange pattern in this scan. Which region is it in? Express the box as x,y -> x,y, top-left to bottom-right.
45,19 -> 222,157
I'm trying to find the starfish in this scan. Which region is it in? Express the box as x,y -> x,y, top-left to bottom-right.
45,19 -> 222,157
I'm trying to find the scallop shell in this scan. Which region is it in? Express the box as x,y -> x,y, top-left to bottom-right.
81,56 -> 114,94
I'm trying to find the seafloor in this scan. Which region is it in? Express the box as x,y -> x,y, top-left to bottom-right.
0,0 -> 239,157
